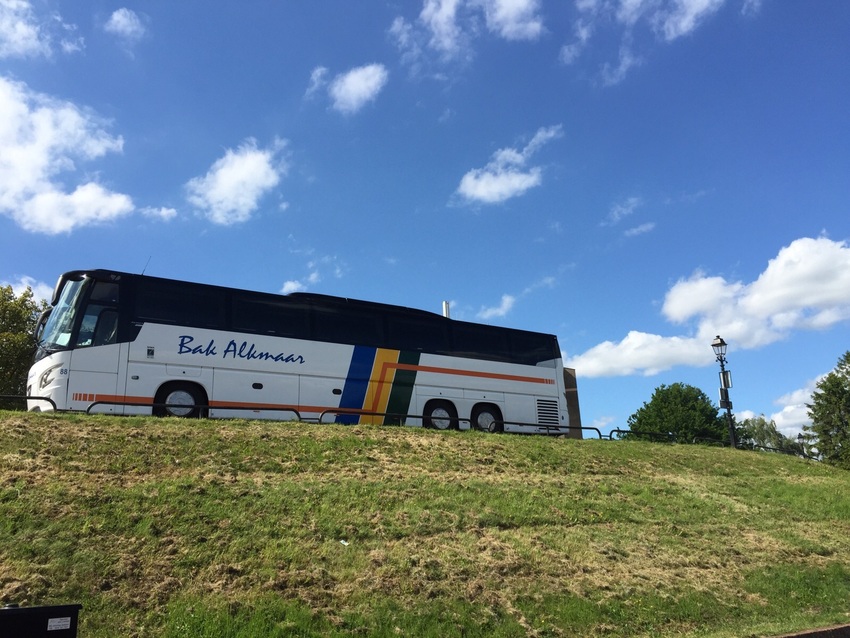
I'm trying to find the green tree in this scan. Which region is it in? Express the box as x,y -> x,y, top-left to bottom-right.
739,415 -> 804,455
626,382 -> 728,443
0,285 -> 46,408
806,351 -> 850,469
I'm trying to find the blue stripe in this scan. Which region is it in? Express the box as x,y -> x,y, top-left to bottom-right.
336,345 -> 376,424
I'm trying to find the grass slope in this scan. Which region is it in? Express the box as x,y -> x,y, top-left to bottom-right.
1,411 -> 850,637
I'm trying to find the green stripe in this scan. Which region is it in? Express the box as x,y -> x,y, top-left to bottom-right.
384,351 -> 420,425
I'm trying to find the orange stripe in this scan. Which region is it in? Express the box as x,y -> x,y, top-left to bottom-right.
366,349 -> 400,416
210,400 -> 299,411
93,394 -> 154,404
393,363 -> 555,385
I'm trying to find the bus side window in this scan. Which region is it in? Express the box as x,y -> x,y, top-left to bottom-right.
92,309 -> 119,346
76,282 -> 120,347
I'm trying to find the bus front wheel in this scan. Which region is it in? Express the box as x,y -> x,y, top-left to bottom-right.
423,400 -> 457,431
154,383 -> 207,418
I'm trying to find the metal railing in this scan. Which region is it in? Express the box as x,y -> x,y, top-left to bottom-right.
319,408 -> 469,427
85,400 -> 301,421
573,425 -> 604,439
318,408 -> 589,436
608,428 -> 676,443
0,394 -> 58,411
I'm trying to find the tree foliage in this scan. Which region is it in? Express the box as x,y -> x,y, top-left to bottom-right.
626,382 -> 728,443
0,286 -> 46,406
739,415 -> 804,455
806,351 -> 850,469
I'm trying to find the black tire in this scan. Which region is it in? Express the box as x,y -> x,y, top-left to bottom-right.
472,404 -> 503,433
423,400 -> 457,430
154,383 -> 207,418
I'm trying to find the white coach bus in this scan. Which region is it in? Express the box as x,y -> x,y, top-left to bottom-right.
27,269 -> 572,434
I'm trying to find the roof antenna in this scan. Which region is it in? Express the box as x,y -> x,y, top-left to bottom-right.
141,256 -> 152,275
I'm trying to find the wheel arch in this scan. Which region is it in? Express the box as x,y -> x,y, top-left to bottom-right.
471,402 -> 504,433
153,380 -> 209,418
422,398 -> 459,430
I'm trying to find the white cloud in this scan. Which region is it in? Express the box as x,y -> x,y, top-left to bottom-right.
104,8 -> 146,44
419,0 -> 465,56
602,196 -> 642,226
280,253 -> 346,295
328,64 -> 389,115
568,331 -> 706,377
0,0 -> 50,58
456,124 -> 563,204
567,236 -> 850,377
281,280 -> 306,294
305,66 -> 328,99
185,138 -> 287,225
393,0 -> 545,71
657,0 -> 725,41
0,0 -> 81,59
560,19 -> 593,64
741,237 -> 850,320
0,75 -> 134,234
480,0 -> 544,41
141,206 -> 177,221
478,294 -> 516,320
623,222 -> 655,237
523,275 -> 556,295
22,183 -> 133,234
601,44 -> 641,86
458,167 -> 542,204
1,275 -> 52,303
563,0 -> 740,84
475,275 -> 557,321
741,376 -> 824,439
389,16 -> 426,73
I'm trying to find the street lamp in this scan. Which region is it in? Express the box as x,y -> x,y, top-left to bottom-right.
711,336 -> 737,448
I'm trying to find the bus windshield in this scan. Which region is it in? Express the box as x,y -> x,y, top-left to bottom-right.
38,277 -> 90,352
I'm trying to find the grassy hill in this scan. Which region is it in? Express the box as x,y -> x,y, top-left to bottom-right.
2,411 -> 849,637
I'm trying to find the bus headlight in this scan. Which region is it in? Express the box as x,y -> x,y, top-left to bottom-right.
39,364 -> 63,391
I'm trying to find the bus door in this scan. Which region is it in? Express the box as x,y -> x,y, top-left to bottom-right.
66,282 -> 126,414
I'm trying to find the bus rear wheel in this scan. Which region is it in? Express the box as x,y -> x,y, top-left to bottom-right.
154,383 -> 207,418
423,400 -> 457,431
472,404 -> 503,433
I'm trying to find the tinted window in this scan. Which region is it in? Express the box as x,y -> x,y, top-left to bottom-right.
510,331 -> 559,365
136,280 -> 226,329
312,304 -> 384,346
452,323 -> 512,362
232,296 -> 310,339
386,314 -> 449,353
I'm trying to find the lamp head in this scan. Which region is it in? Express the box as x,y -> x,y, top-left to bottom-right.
711,335 -> 727,358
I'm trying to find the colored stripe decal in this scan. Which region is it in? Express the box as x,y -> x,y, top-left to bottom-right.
337,345 -> 377,424
334,348 -> 553,425
384,350 -> 420,425
361,347 -> 399,424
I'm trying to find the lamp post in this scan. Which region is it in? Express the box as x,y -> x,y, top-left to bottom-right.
711,335 -> 737,448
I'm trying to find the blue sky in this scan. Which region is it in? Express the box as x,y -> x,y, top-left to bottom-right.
2,0 -> 849,438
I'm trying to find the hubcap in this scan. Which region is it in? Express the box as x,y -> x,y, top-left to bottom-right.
477,412 -> 497,432
165,390 -> 194,417
430,407 -> 452,430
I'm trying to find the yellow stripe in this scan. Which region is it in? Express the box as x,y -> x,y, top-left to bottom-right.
362,348 -> 399,424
